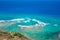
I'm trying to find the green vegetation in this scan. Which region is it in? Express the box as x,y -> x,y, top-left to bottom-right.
0,30 -> 30,40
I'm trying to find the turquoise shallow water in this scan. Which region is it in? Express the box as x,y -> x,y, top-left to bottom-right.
0,14 -> 60,40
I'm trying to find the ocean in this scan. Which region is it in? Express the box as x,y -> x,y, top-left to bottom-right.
0,0 -> 60,40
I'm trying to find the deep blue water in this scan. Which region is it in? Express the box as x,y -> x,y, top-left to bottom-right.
0,1 -> 60,16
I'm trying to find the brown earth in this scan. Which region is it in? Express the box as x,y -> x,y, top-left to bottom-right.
0,30 -> 31,40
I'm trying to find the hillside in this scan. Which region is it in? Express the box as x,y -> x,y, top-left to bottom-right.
0,30 -> 31,40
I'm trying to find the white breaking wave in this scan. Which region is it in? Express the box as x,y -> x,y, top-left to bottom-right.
10,18 -> 25,21
0,18 -> 49,28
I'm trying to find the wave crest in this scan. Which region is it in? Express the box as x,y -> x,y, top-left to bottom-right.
0,18 -> 48,28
